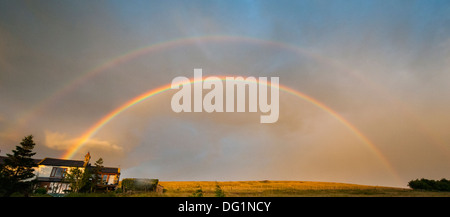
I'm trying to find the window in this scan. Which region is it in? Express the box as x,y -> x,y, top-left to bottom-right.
50,167 -> 67,178
102,174 -> 108,184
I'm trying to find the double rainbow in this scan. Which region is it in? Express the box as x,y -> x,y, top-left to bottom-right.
4,34 -> 405,183
61,76 -> 401,183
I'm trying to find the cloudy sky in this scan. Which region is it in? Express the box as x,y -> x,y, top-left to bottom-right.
1,0 -> 450,187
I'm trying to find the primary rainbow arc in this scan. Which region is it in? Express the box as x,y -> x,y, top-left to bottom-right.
61,76 -> 401,184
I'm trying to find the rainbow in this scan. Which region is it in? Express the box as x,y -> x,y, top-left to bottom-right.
2,34 -> 405,183
10,35 -> 326,132
9,35 -> 445,163
61,76 -> 401,183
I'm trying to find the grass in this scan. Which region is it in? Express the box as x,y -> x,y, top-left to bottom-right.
26,180 -> 450,197
64,192 -> 117,197
151,180 -> 450,197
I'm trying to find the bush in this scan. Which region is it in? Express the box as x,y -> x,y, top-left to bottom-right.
190,186 -> 203,197
34,187 -> 47,195
215,184 -> 225,197
408,178 -> 450,191
121,178 -> 159,192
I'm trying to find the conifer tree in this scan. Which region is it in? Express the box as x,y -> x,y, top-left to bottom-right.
90,158 -> 104,192
0,135 -> 37,197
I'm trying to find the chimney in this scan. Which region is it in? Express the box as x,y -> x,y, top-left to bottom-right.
83,152 -> 91,167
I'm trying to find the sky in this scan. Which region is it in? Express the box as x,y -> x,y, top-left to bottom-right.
1,0 -> 450,187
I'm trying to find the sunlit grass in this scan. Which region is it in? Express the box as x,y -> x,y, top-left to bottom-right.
154,180 -> 450,197
32,181 -> 450,197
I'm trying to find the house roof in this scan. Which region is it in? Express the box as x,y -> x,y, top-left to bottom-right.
38,158 -> 85,167
1,155 -> 120,174
99,167 -> 120,174
84,165 -> 120,174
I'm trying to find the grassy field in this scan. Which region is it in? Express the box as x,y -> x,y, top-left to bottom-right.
121,180 -> 450,197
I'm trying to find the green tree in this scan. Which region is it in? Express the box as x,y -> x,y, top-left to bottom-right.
408,178 -> 450,191
64,157 -> 108,194
90,158 -> 104,192
64,166 -> 94,193
0,135 -> 37,197
0,159 -> 9,196
64,167 -> 84,193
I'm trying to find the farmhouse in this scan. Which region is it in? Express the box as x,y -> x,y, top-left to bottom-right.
0,152 -> 120,194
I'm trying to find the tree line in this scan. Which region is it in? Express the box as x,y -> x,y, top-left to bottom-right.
408,178 -> 450,191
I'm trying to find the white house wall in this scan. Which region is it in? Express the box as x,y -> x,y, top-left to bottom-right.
37,165 -> 52,177
36,165 -> 85,178
108,175 -> 116,185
